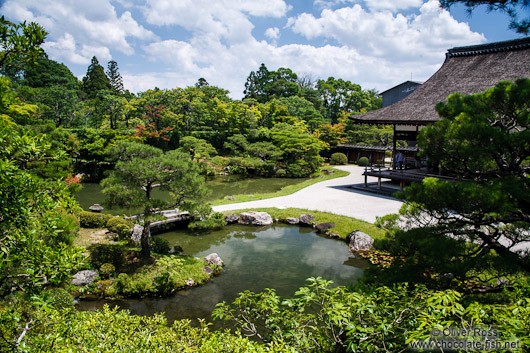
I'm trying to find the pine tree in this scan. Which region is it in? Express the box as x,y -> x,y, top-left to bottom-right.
106,60 -> 124,95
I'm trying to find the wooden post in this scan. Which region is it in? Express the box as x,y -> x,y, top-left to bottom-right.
392,125 -> 397,169
364,166 -> 368,187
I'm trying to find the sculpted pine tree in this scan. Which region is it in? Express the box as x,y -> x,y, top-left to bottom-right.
101,141 -> 209,257
377,79 -> 530,287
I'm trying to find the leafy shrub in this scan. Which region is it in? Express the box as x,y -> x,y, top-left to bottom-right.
286,162 -> 313,177
99,263 -> 116,279
188,212 -> 226,230
79,211 -> 112,228
45,208 -> 80,245
275,168 -> 286,177
330,152 -> 348,165
88,243 -> 126,269
152,237 -> 171,255
42,288 -> 75,311
254,161 -> 275,177
106,217 -> 133,238
17,305 -> 285,352
357,157 -> 369,166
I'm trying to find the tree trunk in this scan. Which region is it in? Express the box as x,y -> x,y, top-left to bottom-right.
141,220 -> 151,257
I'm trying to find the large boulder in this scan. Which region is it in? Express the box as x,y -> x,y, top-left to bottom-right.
285,217 -> 299,225
299,214 -> 315,226
204,253 -> 224,267
347,230 -> 374,251
130,224 -> 143,245
315,222 -> 335,232
238,211 -> 273,226
71,270 -> 99,286
225,214 -> 240,224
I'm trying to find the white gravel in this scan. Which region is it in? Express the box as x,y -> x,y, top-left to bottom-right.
212,165 -> 403,223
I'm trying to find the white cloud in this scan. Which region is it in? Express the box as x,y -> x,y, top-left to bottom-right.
265,27 -> 280,40
0,0 -> 157,64
288,0 -> 484,61
362,0 -> 423,12
42,33 -> 89,65
315,0 -> 424,12
142,0 -> 290,44
2,0 -> 488,100
144,40 -> 200,72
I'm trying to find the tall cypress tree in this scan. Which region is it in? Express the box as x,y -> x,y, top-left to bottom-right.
82,56 -> 110,99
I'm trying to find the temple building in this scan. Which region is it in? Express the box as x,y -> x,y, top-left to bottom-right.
347,37 -> 530,193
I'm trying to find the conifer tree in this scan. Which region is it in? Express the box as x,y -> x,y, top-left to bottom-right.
82,56 -> 110,98
106,60 -> 124,95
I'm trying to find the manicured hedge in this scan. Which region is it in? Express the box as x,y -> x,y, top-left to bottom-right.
79,211 -> 113,228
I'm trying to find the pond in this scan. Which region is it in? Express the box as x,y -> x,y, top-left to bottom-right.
77,224 -> 369,328
75,175 -> 308,215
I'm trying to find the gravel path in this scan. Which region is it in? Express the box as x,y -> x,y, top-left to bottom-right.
212,165 -> 403,223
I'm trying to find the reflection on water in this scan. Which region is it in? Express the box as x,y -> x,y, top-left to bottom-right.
75,175 -> 308,215
77,224 -> 369,327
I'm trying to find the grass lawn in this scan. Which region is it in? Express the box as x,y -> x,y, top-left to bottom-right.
221,207 -> 386,241
210,166 -> 350,206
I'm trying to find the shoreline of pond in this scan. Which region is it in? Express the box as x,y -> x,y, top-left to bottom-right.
76,222 -> 370,327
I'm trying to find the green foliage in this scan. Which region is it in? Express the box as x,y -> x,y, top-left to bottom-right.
102,141 -> 210,257
0,17 -> 47,74
379,79 -> 530,286
330,152 -> 348,165
79,211 -> 113,228
0,158 -> 85,296
188,212 -> 227,230
357,156 -> 369,166
115,256 -> 212,297
22,55 -> 79,89
43,287 -> 75,311
99,263 -> 116,279
275,168 -> 287,177
88,244 -> 126,269
179,135 -> 217,160
105,216 -> 133,238
106,60 -> 124,95
270,122 -> 324,176
5,305 -> 294,352
151,237 -> 171,255
215,277 -> 530,352
223,133 -> 249,156
344,123 -> 393,146
82,56 -> 110,99
317,77 -> 382,123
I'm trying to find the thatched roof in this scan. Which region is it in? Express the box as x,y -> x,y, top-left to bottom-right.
352,37 -> 530,125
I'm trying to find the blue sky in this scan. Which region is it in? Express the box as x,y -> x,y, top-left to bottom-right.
1,0 -> 525,98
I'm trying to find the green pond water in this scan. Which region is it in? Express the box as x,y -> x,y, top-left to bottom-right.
77,224 -> 369,327
75,175 -> 308,215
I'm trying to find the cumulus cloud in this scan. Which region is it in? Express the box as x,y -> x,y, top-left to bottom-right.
288,0 -> 484,61
265,27 -> 280,40
315,0 -> 424,12
142,0 -> 289,43
2,0 -> 487,99
0,0 -> 157,64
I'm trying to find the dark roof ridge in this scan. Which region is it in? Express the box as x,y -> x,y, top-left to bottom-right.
446,37 -> 530,62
